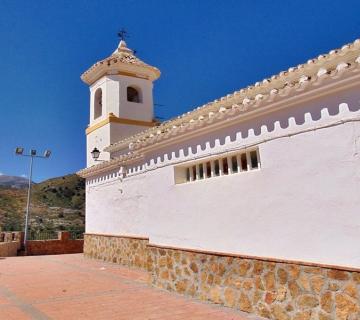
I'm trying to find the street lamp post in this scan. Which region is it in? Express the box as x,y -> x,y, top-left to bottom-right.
15,148 -> 51,251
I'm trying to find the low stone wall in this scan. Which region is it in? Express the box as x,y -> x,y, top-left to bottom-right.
84,233 -> 149,269
83,234 -> 360,320
27,232 -> 83,255
0,241 -> 19,257
0,232 -> 22,257
148,245 -> 360,320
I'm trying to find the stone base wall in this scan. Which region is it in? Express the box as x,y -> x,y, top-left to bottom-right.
27,232 -> 83,255
82,234 -> 360,320
148,245 -> 360,320
84,233 -> 149,269
0,241 -> 19,257
0,232 -> 22,257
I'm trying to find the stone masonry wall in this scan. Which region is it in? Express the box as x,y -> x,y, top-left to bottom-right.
148,246 -> 360,320
84,233 -> 149,269
83,234 -> 360,320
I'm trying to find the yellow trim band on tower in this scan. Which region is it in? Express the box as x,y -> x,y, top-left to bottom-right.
85,113 -> 156,135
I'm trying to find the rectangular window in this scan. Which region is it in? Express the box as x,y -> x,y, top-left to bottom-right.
231,156 -> 238,173
214,160 -> 220,176
175,148 -> 260,184
206,162 -> 211,178
192,166 -> 197,181
250,150 -> 259,169
199,163 -> 204,179
186,168 -> 190,182
222,158 -> 229,175
241,153 -> 248,171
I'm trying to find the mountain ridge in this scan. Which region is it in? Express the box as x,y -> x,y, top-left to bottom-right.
0,175 -> 32,189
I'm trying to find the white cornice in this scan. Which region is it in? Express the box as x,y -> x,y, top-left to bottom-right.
78,38 -> 360,178
77,153 -> 143,178
134,68 -> 360,154
105,38 -> 360,154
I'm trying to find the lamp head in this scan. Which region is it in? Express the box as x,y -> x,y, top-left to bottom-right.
44,150 -> 51,158
30,149 -> 37,156
91,147 -> 100,160
15,147 -> 24,155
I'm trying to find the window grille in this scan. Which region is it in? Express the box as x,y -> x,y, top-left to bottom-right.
174,148 -> 260,184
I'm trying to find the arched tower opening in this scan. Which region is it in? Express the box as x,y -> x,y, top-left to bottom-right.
94,88 -> 103,119
127,86 -> 142,103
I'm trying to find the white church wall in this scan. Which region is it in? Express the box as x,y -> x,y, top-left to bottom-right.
146,122 -> 360,267
86,171 -> 150,237
86,86 -> 360,268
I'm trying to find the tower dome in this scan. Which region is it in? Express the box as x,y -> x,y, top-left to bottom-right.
81,40 -> 160,85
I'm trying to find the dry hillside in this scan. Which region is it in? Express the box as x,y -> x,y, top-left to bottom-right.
0,174 -> 85,233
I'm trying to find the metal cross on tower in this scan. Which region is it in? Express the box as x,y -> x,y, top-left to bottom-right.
117,28 -> 128,41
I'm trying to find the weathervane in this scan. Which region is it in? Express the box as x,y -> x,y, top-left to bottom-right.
117,28 -> 129,41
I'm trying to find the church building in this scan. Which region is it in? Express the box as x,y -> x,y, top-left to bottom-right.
78,38 -> 360,319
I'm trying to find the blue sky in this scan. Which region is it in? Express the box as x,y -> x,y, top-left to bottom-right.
0,0 -> 359,182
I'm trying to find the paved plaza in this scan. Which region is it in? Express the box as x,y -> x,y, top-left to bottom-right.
0,254 -> 261,320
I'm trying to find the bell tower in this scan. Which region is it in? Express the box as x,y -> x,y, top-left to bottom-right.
81,39 -> 161,167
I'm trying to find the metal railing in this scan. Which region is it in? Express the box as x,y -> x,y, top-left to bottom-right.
28,230 -> 58,240
27,230 -> 84,241
69,231 -> 84,240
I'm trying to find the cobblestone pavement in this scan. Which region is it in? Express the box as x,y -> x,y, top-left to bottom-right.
0,254 -> 263,320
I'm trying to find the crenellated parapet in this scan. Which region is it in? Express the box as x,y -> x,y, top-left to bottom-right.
78,38 -> 360,178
